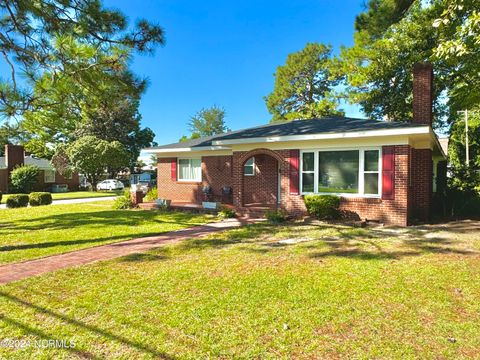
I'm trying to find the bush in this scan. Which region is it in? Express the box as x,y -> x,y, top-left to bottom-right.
218,207 -> 236,219
112,195 -> 134,210
10,165 -> 40,193
265,209 -> 287,224
0,191 -> 2,204
145,187 -> 158,202
6,194 -> 29,208
304,194 -> 341,220
29,192 -> 53,206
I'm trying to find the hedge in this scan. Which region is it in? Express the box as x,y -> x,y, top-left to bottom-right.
304,194 -> 341,220
6,194 -> 30,208
29,192 -> 53,207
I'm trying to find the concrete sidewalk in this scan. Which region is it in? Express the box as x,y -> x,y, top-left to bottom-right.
0,196 -> 117,209
0,218 -> 254,284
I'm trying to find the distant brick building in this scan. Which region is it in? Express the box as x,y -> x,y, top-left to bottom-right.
0,145 -> 80,193
146,63 -> 446,226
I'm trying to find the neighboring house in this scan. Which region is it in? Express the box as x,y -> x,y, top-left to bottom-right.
146,63 -> 446,226
129,172 -> 154,185
0,145 -> 80,193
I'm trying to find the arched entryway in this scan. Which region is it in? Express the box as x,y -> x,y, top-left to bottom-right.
237,149 -> 284,209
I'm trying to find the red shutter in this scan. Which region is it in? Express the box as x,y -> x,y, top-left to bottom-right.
289,150 -> 300,195
171,158 -> 177,181
382,146 -> 395,200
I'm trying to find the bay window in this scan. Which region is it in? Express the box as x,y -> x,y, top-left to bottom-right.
178,158 -> 202,182
300,148 -> 381,197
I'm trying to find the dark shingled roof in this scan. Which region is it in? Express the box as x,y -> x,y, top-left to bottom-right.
148,116 -> 425,150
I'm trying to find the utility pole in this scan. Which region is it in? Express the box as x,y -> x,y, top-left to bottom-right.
457,110 -> 469,166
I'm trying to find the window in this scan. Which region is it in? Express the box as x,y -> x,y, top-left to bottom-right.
44,170 -> 56,183
244,157 -> 255,176
301,152 -> 315,192
363,150 -> 380,195
300,148 -> 381,197
319,151 -> 359,193
178,158 -> 202,182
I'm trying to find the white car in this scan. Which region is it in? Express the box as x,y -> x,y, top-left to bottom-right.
97,179 -> 125,191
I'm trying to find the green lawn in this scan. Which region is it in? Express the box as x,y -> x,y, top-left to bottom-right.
1,220 -> 479,358
2,191 -> 122,202
0,201 -> 211,264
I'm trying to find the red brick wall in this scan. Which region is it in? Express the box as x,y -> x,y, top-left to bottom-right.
408,148 -> 432,222
0,169 -> 8,192
33,171 -> 80,192
339,145 -> 410,226
243,154 -> 278,205
156,145 -> 432,226
156,156 -> 233,203
413,63 -> 433,125
5,145 -> 24,172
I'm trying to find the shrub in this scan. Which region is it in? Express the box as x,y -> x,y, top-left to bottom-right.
6,194 -> 29,208
218,207 -> 236,219
10,165 -> 40,193
112,195 -> 134,210
29,192 -> 53,206
265,209 -> 287,224
304,194 -> 341,220
145,187 -> 158,202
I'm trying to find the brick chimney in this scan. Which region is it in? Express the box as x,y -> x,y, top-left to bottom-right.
412,62 -> 433,126
5,144 -> 25,172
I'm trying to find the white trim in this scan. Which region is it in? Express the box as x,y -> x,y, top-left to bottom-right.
213,127 -> 430,146
177,157 -> 202,182
145,146 -> 230,153
300,147 -> 382,198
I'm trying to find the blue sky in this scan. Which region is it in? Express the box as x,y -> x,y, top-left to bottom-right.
103,0 -> 366,146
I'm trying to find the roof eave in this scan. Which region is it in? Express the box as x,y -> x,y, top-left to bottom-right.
212,126 -> 431,146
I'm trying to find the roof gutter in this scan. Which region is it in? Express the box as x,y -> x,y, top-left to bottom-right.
144,145 -> 231,154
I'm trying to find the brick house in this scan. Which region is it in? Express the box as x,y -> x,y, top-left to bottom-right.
0,145 -> 80,193
146,63 -> 446,225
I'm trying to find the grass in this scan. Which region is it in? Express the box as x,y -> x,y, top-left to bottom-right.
2,191 -> 122,203
0,220 -> 479,358
0,201 -> 211,264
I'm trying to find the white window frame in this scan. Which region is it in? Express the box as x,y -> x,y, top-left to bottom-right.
177,157 -> 202,182
300,147 -> 382,198
243,157 -> 255,176
44,169 -> 56,183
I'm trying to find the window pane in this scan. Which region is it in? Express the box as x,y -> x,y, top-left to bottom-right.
302,173 -> 314,193
364,150 -> 379,171
178,159 -> 190,180
302,152 -> 314,172
191,159 -> 201,180
319,151 -> 359,193
364,173 -> 379,194
244,157 -> 254,175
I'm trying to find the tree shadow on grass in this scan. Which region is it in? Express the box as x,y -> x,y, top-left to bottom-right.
0,290 -> 175,359
0,210 -> 206,234
166,222 -> 480,261
0,232 -> 173,253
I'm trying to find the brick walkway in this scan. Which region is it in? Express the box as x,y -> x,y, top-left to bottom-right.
0,218 -> 255,285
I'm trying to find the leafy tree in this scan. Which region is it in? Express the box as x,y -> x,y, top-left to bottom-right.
448,109 -> 480,193
10,165 -> 39,193
180,106 -> 228,140
189,106 -> 228,137
0,1 -> 164,118
0,123 -> 25,156
66,136 -> 129,190
265,43 -> 343,122
74,89 -> 155,172
339,0 -> 480,129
